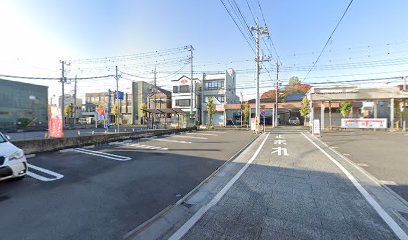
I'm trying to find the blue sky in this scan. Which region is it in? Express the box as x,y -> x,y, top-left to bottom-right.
1,0 -> 408,100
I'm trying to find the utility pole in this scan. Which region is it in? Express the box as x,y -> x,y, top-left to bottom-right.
250,23 -> 269,132
189,45 -> 194,118
73,74 -> 77,126
154,65 -> 157,110
240,92 -> 244,127
60,60 -> 66,127
275,63 -> 279,127
115,66 -> 120,132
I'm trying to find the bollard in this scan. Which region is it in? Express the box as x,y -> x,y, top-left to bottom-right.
133,128 -> 135,132
114,129 -> 117,133
78,130 -> 81,136
104,130 -> 107,134
92,131 -> 94,135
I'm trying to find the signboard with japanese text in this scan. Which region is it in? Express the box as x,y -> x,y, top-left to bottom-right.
341,118 -> 387,129
312,119 -> 320,135
48,104 -> 64,138
250,118 -> 256,131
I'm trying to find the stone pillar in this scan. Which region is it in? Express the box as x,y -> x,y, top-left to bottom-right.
321,102 -> 325,130
390,98 -> 395,129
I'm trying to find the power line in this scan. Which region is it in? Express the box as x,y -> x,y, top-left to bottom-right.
303,0 -> 355,81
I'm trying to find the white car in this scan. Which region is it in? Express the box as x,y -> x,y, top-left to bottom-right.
0,132 -> 28,181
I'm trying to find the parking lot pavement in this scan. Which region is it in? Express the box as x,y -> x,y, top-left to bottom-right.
169,129 -> 401,240
0,129 -> 256,240
320,130 -> 408,202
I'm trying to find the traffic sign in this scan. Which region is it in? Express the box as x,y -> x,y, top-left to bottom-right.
115,91 -> 124,100
261,110 -> 265,117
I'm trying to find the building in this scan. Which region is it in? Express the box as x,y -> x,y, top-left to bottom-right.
84,91 -> 133,124
147,87 -> 172,110
132,81 -> 155,124
201,69 -> 239,126
171,76 -> 201,120
0,79 -> 48,131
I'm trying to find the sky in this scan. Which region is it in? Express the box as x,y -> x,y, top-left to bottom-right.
1,0 -> 408,101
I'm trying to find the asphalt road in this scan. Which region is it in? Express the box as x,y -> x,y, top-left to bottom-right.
0,129 -> 256,240
168,128 -> 398,239
320,130 -> 408,202
5,127 -> 147,141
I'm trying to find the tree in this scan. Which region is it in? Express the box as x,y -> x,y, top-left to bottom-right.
207,98 -> 216,126
300,97 -> 310,126
112,103 -> 118,123
288,76 -> 301,86
243,101 -> 249,127
340,102 -> 352,118
64,105 -> 72,123
140,103 -> 147,124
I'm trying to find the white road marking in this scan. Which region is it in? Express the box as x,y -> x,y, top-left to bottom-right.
129,144 -> 168,151
343,153 -> 351,156
27,164 -> 64,181
186,133 -> 218,136
172,135 -> 208,140
357,163 -> 369,167
275,134 -> 284,139
302,132 -> 408,240
331,146 -> 339,149
274,139 -> 287,145
145,138 -> 192,144
206,131 -> 226,134
72,148 -> 131,161
380,180 -> 397,186
169,133 -> 270,240
271,147 -> 289,156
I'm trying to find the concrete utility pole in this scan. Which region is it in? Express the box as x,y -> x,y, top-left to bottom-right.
275,62 -> 279,127
60,60 -> 66,127
73,74 -> 77,126
189,45 -> 194,118
154,65 -> 157,110
250,23 -> 269,131
240,92 -> 244,127
116,66 -> 120,132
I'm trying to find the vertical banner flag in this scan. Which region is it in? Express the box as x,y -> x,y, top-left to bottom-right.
48,104 -> 64,138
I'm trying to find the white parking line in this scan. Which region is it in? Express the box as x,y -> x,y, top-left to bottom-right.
186,133 -> 218,136
207,131 -> 226,134
143,137 -> 192,144
172,135 -> 208,140
72,148 -> 132,161
27,164 -> 64,182
129,144 -> 168,151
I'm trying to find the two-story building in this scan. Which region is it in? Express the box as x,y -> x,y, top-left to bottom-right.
201,68 -> 240,126
171,76 -> 201,120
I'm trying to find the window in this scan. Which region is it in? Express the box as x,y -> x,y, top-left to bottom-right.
205,80 -> 224,90
176,99 -> 190,107
179,85 -> 189,93
204,96 -> 224,103
173,86 -> 178,93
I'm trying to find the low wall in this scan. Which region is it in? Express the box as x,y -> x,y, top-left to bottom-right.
13,127 -> 196,154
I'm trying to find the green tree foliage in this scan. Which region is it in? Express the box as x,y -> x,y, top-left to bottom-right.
64,105 -> 72,118
243,101 -> 249,126
112,103 -> 118,123
300,97 -> 310,117
207,98 -> 216,126
140,103 -> 147,124
288,76 -> 301,85
340,102 -> 352,118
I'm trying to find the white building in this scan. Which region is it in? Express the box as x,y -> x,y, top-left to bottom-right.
201,69 -> 240,126
171,75 -> 201,119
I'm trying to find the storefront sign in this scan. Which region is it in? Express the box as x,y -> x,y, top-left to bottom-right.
341,118 -> 387,129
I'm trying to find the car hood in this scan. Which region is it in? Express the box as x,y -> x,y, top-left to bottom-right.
0,142 -> 21,157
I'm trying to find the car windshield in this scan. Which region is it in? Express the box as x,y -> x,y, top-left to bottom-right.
0,133 -> 7,143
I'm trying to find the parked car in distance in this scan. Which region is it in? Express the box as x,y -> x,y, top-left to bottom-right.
288,116 -> 300,125
0,132 -> 28,181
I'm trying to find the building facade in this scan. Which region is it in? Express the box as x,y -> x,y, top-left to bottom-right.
84,91 -> 133,124
132,81 -> 155,124
0,79 -> 48,130
171,76 -> 201,119
147,87 -> 172,110
59,94 -> 82,123
201,69 -> 239,126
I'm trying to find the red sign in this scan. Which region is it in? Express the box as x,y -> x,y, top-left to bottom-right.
48,104 -> 64,138
180,78 -> 189,85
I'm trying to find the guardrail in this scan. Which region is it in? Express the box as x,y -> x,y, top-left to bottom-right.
13,127 -> 196,154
